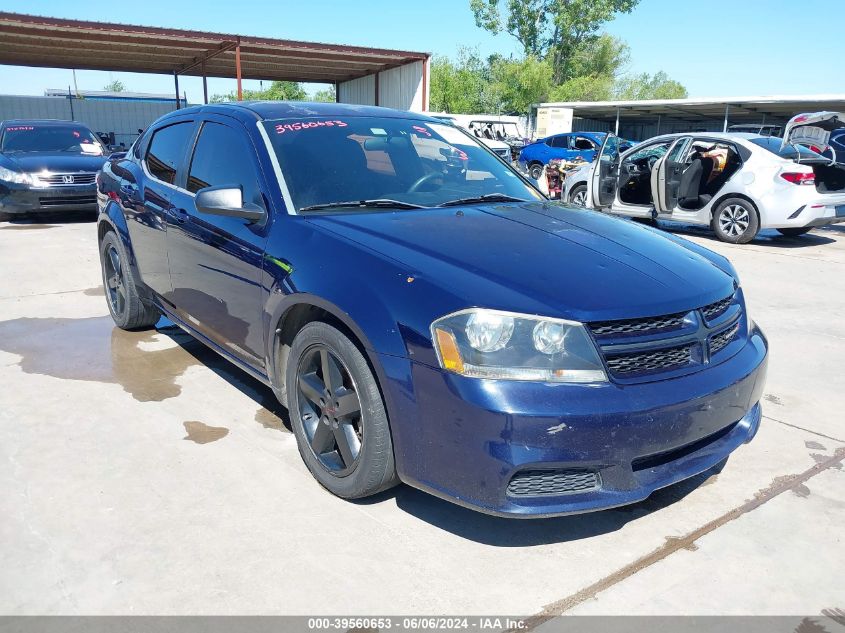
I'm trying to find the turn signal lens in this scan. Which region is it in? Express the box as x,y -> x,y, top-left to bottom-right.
434,327 -> 464,373
780,172 -> 815,185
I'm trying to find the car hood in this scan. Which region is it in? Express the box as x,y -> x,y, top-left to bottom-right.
306,201 -> 736,323
1,152 -> 107,173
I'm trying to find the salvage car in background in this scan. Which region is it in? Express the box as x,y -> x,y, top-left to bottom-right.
96,102 -> 767,518
430,113 -> 514,162
519,131 -> 610,180
0,119 -> 109,217
563,112 -> 845,243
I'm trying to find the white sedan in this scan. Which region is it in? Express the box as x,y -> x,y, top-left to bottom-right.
562,112 -> 845,243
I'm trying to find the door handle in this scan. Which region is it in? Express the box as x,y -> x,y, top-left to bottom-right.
169,207 -> 189,224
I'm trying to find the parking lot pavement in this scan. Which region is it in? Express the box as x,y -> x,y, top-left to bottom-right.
1,216 -> 843,617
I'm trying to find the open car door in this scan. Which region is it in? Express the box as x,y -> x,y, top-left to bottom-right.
654,137 -> 692,213
782,112 -> 844,159
589,134 -> 621,207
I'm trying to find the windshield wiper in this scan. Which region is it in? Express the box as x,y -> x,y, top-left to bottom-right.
299,199 -> 428,212
436,193 -> 529,207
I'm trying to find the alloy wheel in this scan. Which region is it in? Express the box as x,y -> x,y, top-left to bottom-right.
296,345 -> 363,476
104,244 -> 126,317
571,188 -> 587,207
719,204 -> 750,238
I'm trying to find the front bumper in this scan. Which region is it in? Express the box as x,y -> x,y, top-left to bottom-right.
380,324 -> 768,518
0,183 -> 97,214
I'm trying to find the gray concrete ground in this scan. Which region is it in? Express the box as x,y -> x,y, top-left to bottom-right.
1,213 -> 843,618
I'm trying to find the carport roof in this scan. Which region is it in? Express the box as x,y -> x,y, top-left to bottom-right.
0,12 -> 429,84
536,95 -> 845,122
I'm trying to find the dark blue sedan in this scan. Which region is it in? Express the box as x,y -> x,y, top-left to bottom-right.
96,102 -> 768,518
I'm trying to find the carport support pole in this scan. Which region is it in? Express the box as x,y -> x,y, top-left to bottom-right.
723,103 -> 730,132
615,108 -> 620,135
235,39 -> 243,101
173,71 -> 180,110
202,61 -> 208,104
656,114 -> 661,135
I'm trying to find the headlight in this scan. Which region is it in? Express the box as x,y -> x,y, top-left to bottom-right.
431,308 -> 607,383
0,165 -> 31,185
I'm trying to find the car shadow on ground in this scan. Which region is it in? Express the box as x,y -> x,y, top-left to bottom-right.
0,210 -> 96,226
153,318 -> 292,432
356,463 -> 723,546
658,221 -> 837,248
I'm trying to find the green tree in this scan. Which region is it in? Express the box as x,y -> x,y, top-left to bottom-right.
614,71 -> 688,100
311,85 -> 336,102
211,80 -> 307,103
568,34 -> 629,80
429,49 -> 496,113
489,56 -> 552,114
103,79 -> 125,92
469,0 -> 640,82
548,74 -> 614,102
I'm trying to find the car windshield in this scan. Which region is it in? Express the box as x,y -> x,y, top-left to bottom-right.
749,136 -> 824,161
1,124 -> 105,155
261,116 -> 542,213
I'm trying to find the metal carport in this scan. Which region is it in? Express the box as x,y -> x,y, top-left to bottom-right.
0,12 -> 430,111
531,95 -> 845,140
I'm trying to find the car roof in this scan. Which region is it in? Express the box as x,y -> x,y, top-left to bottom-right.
1,118 -> 91,126
157,101 -> 439,124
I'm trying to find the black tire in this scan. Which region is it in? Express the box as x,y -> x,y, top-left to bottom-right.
711,197 -> 760,244
286,321 -> 398,499
568,184 -> 588,207
776,227 -> 812,237
528,162 -> 544,181
99,230 -> 159,330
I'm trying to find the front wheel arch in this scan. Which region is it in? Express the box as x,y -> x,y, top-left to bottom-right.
268,297 -> 391,410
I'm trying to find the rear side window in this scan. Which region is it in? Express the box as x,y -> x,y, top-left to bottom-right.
187,122 -> 261,205
749,136 -> 824,161
145,122 -> 193,185
549,135 -> 570,148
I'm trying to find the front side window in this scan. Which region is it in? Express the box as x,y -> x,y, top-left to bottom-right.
1,123 -> 105,155
187,122 -> 261,206
262,116 -> 542,213
573,136 -> 596,151
626,141 -> 672,163
145,122 -> 193,185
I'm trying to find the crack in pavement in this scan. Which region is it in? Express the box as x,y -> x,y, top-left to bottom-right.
516,447 -> 845,630
762,415 -> 845,444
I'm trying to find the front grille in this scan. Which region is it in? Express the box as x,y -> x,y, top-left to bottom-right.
606,343 -> 694,375
507,469 -> 599,497
710,323 -> 740,355
702,293 -> 734,321
34,173 -> 97,186
38,195 -> 97,207
589,312 -> 686,338
35,172 -> 97,187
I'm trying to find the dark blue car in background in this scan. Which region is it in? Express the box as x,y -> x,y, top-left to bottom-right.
96,102 -> 768,517
519,131 -> 611,179
1,119 -> 108,216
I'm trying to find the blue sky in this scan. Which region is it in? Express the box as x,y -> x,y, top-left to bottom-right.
0,0 -> 840,103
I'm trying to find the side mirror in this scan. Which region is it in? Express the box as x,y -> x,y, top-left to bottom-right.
195,185 -> 265,221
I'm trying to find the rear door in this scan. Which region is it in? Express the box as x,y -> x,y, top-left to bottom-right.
165,115 -> 271,370
782,112 -> 845,154
655,136 -> 692,213
590,133 -> 621,207
134,118 -> 197,296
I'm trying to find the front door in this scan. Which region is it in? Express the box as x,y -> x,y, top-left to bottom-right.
655,136 -> 692,214
166,117 -> 271,371
590,134 -> 621,208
